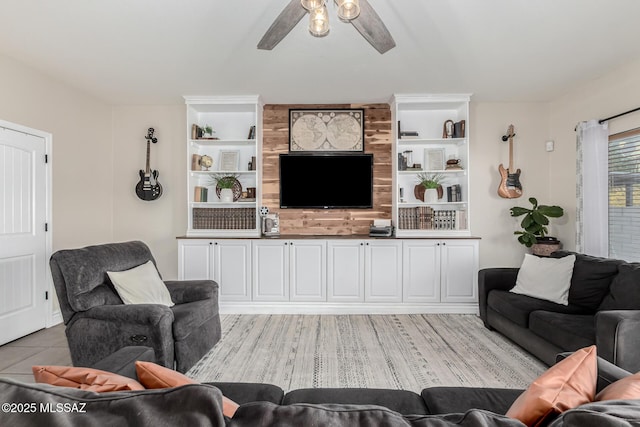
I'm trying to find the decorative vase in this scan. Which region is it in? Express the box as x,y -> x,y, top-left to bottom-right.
414,185 -> 425,201
220,188 -> 234,203
424,188 -> 439,203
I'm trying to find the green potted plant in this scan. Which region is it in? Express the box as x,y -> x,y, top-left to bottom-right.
415,172 -> 444,203
199,124 -> 214,138
209,174 -> 239,202
510,197 -> 564,256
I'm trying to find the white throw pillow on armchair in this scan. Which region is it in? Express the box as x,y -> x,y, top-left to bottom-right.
107,260 -> 174,307
510,253 -> 576,305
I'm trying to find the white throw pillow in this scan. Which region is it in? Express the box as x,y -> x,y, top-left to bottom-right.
107,261 -> 174,307
510,254 -> 576,305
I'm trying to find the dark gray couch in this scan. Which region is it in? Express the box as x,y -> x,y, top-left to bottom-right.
1,354 -> 638,426
50,241 -> 221,373
479,251 -> 640,372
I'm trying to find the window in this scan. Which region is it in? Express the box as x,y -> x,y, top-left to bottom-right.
609,129 -> 640,261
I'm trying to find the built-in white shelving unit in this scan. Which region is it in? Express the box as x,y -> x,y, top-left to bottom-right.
391,94 -> 471,237
185,96 -> 263,237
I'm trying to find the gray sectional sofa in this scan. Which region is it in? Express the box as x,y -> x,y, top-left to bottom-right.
6,249 -> 640,425
479,251 -> 640,372
1,352 -> 639,426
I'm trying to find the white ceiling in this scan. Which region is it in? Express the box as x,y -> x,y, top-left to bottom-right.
1,0 -> 639,105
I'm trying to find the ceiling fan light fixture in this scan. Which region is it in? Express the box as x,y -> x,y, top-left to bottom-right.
301,0 -> 325,12
308,4 -> 330,37
257,0 -> 394,53
335,0 -> 360,20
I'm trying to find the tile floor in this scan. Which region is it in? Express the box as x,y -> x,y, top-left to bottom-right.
0,324 -> 71,383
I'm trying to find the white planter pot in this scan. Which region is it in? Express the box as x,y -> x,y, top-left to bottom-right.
424,188 -> 438,203
220,188 -> 234,203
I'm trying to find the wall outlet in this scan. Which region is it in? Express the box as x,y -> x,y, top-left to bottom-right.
545,140 -> 555,152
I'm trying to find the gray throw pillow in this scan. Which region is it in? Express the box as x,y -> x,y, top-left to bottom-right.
598,263 -> 640,311
550,251 -> 623,311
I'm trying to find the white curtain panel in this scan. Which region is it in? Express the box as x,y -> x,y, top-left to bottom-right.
576,120 -> 609,257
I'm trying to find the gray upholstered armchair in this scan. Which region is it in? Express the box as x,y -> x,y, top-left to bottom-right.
50,240 -> 221,373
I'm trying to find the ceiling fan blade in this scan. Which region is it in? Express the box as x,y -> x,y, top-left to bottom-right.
258,0 -> 308,50
350,0 -> 396,54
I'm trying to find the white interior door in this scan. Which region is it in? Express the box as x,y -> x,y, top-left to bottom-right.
0,125 -> 48,344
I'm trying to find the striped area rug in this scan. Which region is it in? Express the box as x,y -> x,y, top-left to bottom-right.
187,314 -> 545,393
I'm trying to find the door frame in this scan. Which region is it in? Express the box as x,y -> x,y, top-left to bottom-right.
0,119 -> 56,327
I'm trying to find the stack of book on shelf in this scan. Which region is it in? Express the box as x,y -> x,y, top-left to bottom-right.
194,186 -> 208,202
193,207 -> 256,230
397,121 -> 419,139
446,184 -> 462,202
192,154 -> 202,171
398,207 -> 467,230
400,131 -> 419,139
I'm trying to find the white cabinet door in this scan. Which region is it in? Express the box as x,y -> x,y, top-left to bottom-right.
178,240 -> 213,280
365,240 -> 402,302
252,241 -> 290,301
327,240 -> 364,302
214,240 -> 251,301
402,240 -> 440,302
290,240 -> 326,302
440,240 -> 479,303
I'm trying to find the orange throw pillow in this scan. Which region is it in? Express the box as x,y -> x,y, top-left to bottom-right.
135,361 -> 239,418
32,365 -> 145,392
596,372 -> 640,401
506,345 -> 597,426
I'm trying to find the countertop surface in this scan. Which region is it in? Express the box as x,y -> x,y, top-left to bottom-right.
177,234 -> 481,240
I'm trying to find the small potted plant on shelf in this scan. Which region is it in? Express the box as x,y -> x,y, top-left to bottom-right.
510,197 -> 564,256
199,124 -> 215,139
415,172 -> 444,203
209,174 -> 240,203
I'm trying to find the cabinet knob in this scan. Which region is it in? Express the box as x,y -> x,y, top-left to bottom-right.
437,243 -> 440,246
209,242 -> 213,245
442,242 -> 446,246
284,242 -> 288,245
360,243 -> 364,246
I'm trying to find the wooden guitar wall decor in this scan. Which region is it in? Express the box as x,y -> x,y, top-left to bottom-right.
135,127 -> 163,201
498,124 -> 523,198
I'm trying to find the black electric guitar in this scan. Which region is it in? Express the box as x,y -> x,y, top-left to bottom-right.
498,124 -> 522,198
135,128 -> 163,201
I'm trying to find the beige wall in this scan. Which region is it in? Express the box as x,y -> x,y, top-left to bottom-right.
549,58 -> 640,251
0,55 -> 113,252
471,58 -> 640,268
4,51 -> 640,280
0,53 -> 188,280
469,102 -> 553,268
111,106 -> 186,279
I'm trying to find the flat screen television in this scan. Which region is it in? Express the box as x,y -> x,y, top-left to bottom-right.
280,153 -> 373,209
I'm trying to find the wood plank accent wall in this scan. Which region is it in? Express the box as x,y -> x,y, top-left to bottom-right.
262,103 -> 392,235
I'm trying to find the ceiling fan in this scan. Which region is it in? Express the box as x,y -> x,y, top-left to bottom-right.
257,0 -> 396,54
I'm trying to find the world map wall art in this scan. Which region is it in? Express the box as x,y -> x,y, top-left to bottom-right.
289,109 -> 364,152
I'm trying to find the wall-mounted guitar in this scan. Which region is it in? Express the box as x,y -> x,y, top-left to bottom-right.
135,127 -> 163,201
498,124 -> 523,198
